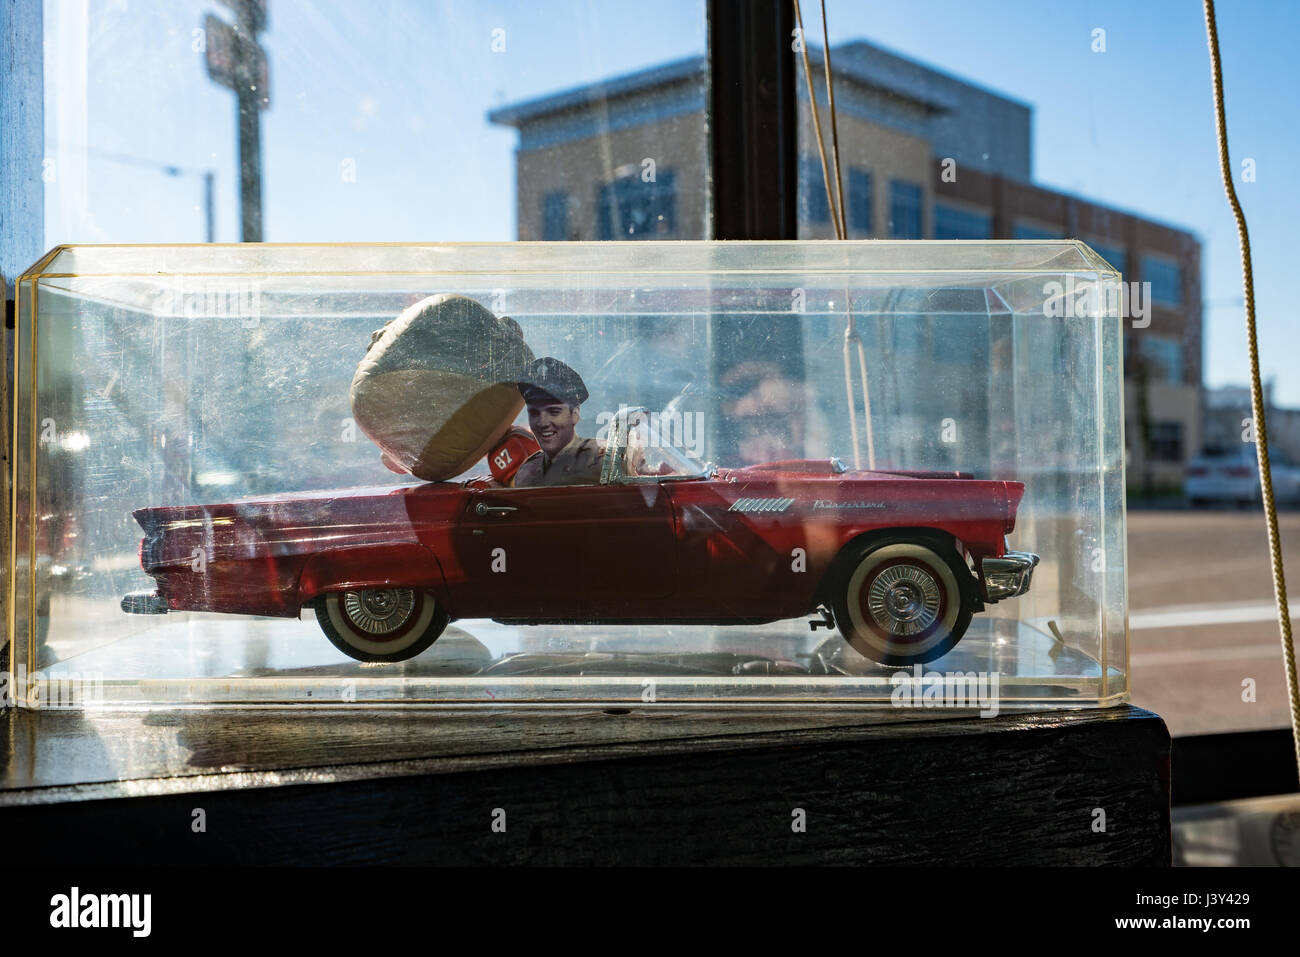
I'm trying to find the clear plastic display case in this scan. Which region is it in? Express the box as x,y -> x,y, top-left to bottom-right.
7,241 -> 1126,708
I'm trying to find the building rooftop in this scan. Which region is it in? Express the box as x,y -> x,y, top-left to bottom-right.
489,39 -> 1034,179
488,55 -> 706,129
488,37 -> 1198,245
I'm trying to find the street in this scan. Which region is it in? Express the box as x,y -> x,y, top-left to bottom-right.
1128,507 -> 1300,735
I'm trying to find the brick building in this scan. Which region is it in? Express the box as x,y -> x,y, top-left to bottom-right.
490,40 -> 1203,487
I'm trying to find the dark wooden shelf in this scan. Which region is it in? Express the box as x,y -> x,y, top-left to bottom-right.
0,704 -> 1170,865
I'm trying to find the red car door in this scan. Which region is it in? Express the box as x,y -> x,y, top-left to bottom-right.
668,478 -> 811,620
451,485 -> 592,620
579,481 -> 677,617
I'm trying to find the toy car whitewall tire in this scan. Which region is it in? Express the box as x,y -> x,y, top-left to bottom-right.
316,587 -> 448,663
833,539 -> 972,666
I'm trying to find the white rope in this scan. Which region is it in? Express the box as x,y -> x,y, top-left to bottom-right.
792,0 -> 875,469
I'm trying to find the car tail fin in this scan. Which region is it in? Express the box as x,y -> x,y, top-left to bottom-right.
1003,481 -> 1026,534
132,506 -> 169,535
132,503 -> 220,533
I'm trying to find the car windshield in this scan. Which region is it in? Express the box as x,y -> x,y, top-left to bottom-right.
605,407 -> 710,481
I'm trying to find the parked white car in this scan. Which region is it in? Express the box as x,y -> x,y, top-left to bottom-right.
1184,448 -> 1300,506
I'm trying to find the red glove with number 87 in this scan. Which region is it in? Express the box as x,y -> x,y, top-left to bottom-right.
488,427 -> 541,485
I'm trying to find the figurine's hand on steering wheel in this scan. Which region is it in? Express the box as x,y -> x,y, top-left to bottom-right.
625,444 -> 647,476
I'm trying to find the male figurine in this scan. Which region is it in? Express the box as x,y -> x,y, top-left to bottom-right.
511,357 -> 606,487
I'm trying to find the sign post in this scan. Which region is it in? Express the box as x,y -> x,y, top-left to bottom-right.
204,1 -> 269,242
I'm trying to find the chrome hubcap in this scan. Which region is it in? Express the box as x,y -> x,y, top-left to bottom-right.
867,565 -> 941,636
342,588 -> 416,635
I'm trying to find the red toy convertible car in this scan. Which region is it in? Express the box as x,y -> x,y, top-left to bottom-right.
122,408 -> 1038,666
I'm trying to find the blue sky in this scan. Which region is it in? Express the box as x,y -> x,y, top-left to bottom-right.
43,0 -> 1298,402
827,0 -> 1298,406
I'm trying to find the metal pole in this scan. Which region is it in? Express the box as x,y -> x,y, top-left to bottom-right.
707,0 -> 803,464
203,171 -> 216,243
236,90 -> 262,241
235,2 -> 263,242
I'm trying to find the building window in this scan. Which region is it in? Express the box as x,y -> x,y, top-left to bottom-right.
596,169 -> 677,240
934,203 -> 991,240
1150,422 -> 1184,461
1013,221 -> 1061,240
1090,241 -> 1127,275
889,180 -> 922,239
848,168 -> 871,235
1138,336 -> 1184,385
1142,254 -> 1183,306
542,191 -> 569,241
799,155 -> 832,225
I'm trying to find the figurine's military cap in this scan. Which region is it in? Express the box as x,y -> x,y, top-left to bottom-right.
518,356 -> 589,407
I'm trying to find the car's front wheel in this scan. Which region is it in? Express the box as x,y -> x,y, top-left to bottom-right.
832,537 -> 973,666
315,587 -> 448,663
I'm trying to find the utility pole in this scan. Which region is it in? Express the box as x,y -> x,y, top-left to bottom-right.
203,171 -> 216,243
204,1 -> 269,241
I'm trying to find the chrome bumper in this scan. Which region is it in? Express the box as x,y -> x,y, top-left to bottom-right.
981,550 -> 1040,601
121,591 -> 169,615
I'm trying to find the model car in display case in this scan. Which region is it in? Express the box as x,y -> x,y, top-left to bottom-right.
9,241 -> 1125,707
122,405 -> 1038,666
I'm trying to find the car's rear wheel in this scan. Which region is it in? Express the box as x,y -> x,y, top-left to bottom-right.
315,587 -> 448,663
832,537 -> 973,666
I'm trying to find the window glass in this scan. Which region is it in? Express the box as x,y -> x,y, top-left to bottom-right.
934,203 -> 991,240
1013,221 -> 1061,240
848,167 -> 872,235
1142,254 -> 1184,306
542,191 -> 570,241
1149,422 -> 1184,461
1139,336 -> 1184,386
888,180 -> 923,238
799,154 -> 833,225
596,168 -> 677,240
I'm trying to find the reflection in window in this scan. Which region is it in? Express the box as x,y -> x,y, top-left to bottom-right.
1142,255 -> 1183,306
934,203 -> 991,240
799,155 -> 832,225
596,170 -> 677,239
889,180 -> 922,239
542,191 -> 569,241
849,168 -> 871,235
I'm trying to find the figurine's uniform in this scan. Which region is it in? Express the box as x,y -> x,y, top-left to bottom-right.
512,436 -> 606,487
